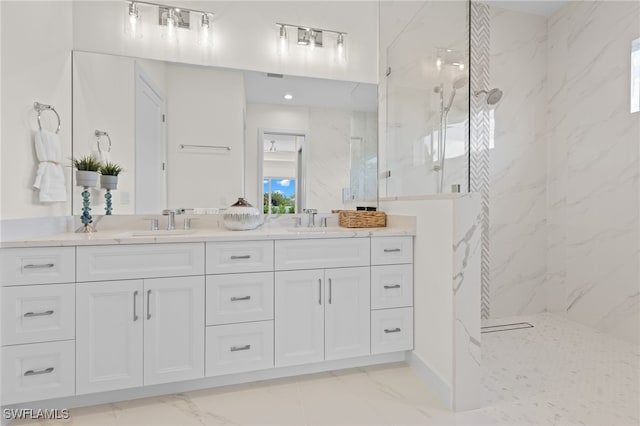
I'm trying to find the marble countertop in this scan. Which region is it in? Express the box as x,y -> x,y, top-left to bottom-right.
0,225 -> 415,248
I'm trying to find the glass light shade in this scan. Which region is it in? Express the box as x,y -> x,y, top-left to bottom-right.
198,14 -> 213,47
336,33 -> 346,64
124,2 -> 142,39
161,8 -> 178,44
277,25 -> 288,55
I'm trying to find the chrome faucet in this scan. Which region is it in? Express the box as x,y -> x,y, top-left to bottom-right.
162,209 -> 178,230
303,209 -> 318,227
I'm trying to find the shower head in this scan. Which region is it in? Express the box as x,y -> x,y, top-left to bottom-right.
452,76 -> 467,90
475,88 -> 503,107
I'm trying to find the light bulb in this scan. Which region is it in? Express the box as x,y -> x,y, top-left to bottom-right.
124,2 -> 142,39
309,30 -> 317,50
277,24 -> 288,55
162,8 -> 178,43
198,13 -> 213,47
336,33 -> 346,64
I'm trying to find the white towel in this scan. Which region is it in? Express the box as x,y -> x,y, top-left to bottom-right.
33,129 -> 67,202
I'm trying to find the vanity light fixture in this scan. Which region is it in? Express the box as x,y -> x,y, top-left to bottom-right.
124,2 -> 142,38
277,24 -> 288,55
276,23 -> 346,61
123,1 -> 214,48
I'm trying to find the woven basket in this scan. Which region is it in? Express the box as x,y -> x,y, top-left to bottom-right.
333,210 -> 386,228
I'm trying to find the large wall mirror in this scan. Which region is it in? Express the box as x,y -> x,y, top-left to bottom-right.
72,50 -> 378,215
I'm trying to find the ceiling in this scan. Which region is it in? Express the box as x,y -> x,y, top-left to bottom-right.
484,0 -> 568,16
244,71 -> 378,112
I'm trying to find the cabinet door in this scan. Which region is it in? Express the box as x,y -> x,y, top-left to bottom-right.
275,270 -> 324,367
324,267 -> 371,360
76,280 -> 143,395
143,276 -> 205,385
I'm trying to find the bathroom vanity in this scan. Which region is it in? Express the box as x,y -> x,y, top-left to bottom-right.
0,228 -> 414,408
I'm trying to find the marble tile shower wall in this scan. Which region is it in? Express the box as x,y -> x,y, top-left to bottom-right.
489,7 -> 548,317
546,1 -> 640,344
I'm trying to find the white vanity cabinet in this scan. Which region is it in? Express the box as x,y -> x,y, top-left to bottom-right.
274,238 -> 372,367
75,244 -> 205,394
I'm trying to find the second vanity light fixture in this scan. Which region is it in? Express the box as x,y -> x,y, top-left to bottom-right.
276,23 -> 347,63
124,1 -> 214,48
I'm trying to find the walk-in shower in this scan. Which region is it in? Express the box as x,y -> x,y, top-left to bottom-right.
433,75 -> 467,193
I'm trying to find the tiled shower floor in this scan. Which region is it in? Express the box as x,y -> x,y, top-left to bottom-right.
13,312 -> 640,425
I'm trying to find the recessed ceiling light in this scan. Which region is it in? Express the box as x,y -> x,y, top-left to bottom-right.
284,93 -> 293,100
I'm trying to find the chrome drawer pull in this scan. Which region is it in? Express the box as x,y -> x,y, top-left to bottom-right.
383,284 -> 401,289
384,328 -> 401,334
24,367 -> 54,376
383,248 -> 401,253
230,296 -> 251,302
230,344 -> 251,352
146,290 -> 152,320
230,255 -> 251,260
318,279 -> 322,305
328,278 -> 332,304
133,291 -> 139,322
23,310 -> 54,318
23,263 -> 55,269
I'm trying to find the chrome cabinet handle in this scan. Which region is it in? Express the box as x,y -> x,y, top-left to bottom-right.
230,344 -> 251,352
23,263 -> 55,269
328,278 -> 332,304
383,248 -> 401,253
384,327 -> 401,333
24,310 -> 54,317
146,290 -> 151,320
230,296 -> 251,302
318,279 -> 322,305
230,255 -> 251,260
383,284 -> 401,289
24,367 -> 54,376
133,291 -> 139,322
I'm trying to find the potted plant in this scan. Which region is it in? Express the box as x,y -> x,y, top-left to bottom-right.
72,155 -> 101,187
99,161 -> 123,190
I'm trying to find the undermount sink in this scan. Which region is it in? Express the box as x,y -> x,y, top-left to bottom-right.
286,227 -> 344,233
115,229 -> 196,238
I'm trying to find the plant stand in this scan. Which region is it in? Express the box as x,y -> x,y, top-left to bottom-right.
81,187 -> 95,233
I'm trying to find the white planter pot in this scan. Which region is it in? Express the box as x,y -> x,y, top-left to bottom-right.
100,175 -> 118,190
76,170 -> 98,188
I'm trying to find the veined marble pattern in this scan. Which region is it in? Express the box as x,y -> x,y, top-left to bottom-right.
488,6 -> 548,318
452,194 -> 482,410
13,313 -> 639,426
546,0 -> 640,344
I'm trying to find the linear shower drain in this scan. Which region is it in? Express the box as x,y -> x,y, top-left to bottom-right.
480,322 -> 534,334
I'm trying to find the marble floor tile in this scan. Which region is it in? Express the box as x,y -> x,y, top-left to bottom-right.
11,313 -> 639,426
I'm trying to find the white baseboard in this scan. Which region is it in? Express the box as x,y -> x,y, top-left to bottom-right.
407,351 -> 453,410
2,352 -> 406,415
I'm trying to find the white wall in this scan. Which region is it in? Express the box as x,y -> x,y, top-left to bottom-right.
166,63 -> 245,209
73,52 -> 137,215
489,7 -> 548,317
0,1 -> 73,221
546,1 -> 640,343
71,1 -> 378,84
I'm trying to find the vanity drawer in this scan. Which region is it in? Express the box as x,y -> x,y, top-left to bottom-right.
2,284 -> 75,346
371,307 -> 413,354
275,238 -> 370,271
206,321 -> 274,376
371,265 -> 413,310
206,241 -> 273,274
1,340 -> 75,405
77,243 -> 204,282
371,237 -> 413,265
206,272 -> 274,325
0,247 -> 75,286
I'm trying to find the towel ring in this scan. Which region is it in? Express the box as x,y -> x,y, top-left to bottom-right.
95,130 -> 112,154
33,102 -> 61,134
